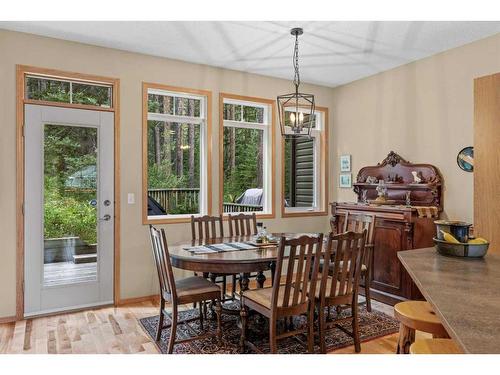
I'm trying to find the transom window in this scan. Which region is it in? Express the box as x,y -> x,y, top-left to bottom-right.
144,84 -> 210,222
221,95 -> 274,217
25,75 -> 112,108
283,107 -> 327,215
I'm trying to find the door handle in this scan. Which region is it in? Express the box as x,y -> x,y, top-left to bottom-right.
99,214 -> 111,221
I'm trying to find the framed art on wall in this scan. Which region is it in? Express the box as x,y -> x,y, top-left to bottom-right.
339,173 -> 352,188
340,154 -> 351,172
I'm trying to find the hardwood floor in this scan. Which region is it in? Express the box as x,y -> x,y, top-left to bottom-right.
0,298 -> 422,354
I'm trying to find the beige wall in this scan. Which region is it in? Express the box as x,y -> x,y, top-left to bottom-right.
1,28 -> 499,319
332,32 -> 500,223
0,29 -> 334,318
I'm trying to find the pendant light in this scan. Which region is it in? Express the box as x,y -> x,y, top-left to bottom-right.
277,27 -> 315,137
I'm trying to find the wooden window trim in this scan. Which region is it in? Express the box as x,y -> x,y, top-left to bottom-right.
281,106 -> 329,218
219,93 -> 276,220
142,82 -> 213,224
16,65 -> 121,319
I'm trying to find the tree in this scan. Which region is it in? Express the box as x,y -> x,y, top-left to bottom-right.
188,99 -> 195,187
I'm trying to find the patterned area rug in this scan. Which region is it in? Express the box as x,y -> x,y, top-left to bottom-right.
139,302 -> 399,354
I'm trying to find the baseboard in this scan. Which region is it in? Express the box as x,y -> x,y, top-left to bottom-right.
117,294 -> 159,306
0,315 -> 17,324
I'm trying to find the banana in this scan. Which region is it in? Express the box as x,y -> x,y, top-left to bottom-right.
468,237 -> 488,244
440,230 -> 460,244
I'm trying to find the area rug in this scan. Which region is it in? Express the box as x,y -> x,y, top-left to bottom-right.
139,302 -> 399,354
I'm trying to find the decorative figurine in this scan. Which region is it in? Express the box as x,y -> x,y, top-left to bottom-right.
412,171 -> 422,183
361,190 -> 368,204
405,191 -> 411,207
375,180 -> 388,203
366,176 -> 378,184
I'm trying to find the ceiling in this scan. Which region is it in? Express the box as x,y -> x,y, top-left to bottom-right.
1,21 -> 500,87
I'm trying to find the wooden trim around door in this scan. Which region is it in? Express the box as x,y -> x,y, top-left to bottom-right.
281,106 -> 329,218
142,82 -> 213,224
16,65 -> 121,319
218,93 -> 276,219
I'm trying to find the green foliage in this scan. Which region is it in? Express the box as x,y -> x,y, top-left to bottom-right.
44,177 -> 97,244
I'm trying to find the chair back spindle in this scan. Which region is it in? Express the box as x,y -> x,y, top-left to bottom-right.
228,213 -> 258,237
149,225 -> 177,301
272,234 -> 324,312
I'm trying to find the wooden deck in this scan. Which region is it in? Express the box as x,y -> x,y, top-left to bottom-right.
44,262 -> 97,286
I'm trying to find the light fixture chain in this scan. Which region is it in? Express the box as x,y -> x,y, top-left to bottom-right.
293,34 -> 300,88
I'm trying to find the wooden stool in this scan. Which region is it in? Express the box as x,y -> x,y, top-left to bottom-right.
410,339 -> 462,354
394,301 -> 449,354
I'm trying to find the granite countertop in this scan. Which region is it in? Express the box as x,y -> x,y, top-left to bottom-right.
398,247 -> 500,354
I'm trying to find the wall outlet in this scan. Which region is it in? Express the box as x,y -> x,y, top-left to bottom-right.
127,193 -> 135,204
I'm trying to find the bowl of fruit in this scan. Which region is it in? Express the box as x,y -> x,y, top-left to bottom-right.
434,230 -> 489,258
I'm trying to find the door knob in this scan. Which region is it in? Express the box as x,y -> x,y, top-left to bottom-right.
100,214 -> 111,221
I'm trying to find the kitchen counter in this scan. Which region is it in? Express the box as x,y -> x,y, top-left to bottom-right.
398,247 -> 500,354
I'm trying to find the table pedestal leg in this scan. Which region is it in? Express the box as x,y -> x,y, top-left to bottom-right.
256,271 -> 266,288
269,261 -> 276,285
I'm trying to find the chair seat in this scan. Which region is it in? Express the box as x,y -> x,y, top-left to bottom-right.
242,285 -> 301,309
410,339 -> 462,354
171,276 -> 221,304
394,301 -> 448,336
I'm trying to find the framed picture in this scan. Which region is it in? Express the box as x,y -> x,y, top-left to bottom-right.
340,154 -> 351,172
339,173 -> 352,188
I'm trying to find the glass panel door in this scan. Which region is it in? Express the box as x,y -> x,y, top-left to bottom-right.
43,124 -> 98,286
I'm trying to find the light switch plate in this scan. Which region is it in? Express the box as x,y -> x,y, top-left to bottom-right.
127,193 -> 135,204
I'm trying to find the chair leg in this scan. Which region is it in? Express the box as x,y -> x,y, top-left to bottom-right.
167,305 -> 178,354
352,299 -> 361,353
396,323 -> 415,354
269,316 -> 277,354
365,271 -> 372,312
231,274 -> 237,299
198,301 -> 204,330
222,276 -> 227,300
155,299 -> 165,342
319,305 -> 327,354
239,305 -> 248,353
307,308 -> 315,353
215,299 -> 222,345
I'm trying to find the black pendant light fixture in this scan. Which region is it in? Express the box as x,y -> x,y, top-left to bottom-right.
277,27 -> 315,137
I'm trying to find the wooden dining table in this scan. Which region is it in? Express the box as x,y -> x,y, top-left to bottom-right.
168,233 -> 322,292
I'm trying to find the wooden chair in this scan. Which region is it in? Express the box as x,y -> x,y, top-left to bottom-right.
340,213 -> 375,311
190,215 -> 233,302
315,230 -> 367,353
148,225 -> 222,353
394,300 -> 450,354
239,233 -> 324,354
227,213 -> 262,292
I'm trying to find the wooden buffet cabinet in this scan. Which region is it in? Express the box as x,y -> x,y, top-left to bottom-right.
330,152 -> 443,306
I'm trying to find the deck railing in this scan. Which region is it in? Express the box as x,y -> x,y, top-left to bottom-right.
148,188 -> 262,214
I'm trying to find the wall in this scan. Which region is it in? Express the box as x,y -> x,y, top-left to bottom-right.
332,32 -> 500,223
0,29 -> 334,318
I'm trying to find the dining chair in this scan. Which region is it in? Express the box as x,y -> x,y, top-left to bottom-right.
342,213 -> 375,311
239,233 -> 324,353
190,215 -> 233,303
148,225 -> 222,353
315,230 -> 367,353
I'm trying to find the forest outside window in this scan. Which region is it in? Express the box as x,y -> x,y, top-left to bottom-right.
283,108 -> 327,216
144,85 -> 210,222
221,96 -> 274,217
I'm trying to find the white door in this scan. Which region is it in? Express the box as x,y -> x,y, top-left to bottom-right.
24,104 -> 114,317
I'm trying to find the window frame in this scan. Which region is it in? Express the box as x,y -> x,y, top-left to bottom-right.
281,106 -> 329,217
219,93 -> 276,219
142,82 -> 212,224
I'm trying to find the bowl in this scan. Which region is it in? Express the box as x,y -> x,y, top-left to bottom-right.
433,238 -> 489,258
434,220 -> 472,243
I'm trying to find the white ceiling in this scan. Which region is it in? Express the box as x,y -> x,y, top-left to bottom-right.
1,21 -> 500,87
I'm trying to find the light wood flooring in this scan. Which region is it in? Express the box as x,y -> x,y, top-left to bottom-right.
0,298 -> 430,354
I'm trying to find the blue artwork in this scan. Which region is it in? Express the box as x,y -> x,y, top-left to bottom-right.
457,146 -> 474,172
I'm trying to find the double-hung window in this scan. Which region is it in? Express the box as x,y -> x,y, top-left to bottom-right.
220,94 -> 275,217
143,83 -> 211,223
283,107 -> 328,216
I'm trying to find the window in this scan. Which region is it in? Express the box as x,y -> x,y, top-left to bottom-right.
25,75 -> 112,108
143,83 -> 211,223
282,107 -> 328,216
220,94 -> 275,217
